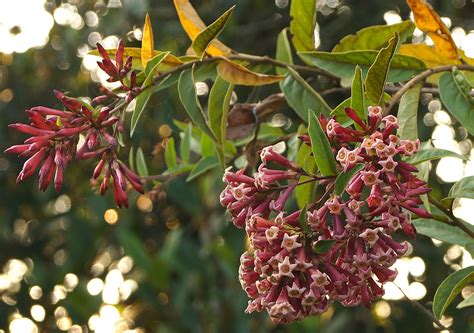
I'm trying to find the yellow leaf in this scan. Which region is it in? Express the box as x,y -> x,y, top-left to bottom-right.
173,0 -> 232,56
141,13 -> 154,68
399,44 -> 458,68
217,59 -> 283,86
406,0 -> 458,60
89,47 -> 183,70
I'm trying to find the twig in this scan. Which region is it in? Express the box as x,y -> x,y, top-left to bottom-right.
320,86 -> 474,97
428,195 -> 474,238
393,282 -> 453,332
384,64 -> 474,115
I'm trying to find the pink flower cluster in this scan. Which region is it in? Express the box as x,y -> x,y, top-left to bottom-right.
5,41 -> 143,207
221,106 -> 431,323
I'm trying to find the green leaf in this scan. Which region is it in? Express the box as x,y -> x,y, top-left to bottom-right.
299,50 -> 425,83
290,0 -> 316,52
180,123 -> 192,164
313,239 -> 337,254
350,65 -> 366,123
404,148 -> 468,165
308,110 -> 337,176
397,82 -> 422,140
191,6 -> 235,57
433,266 -> 474,319
186,156 -> 219,181
178,67 -> 216,140
457,293 -> 474,309
439,68 -> 474,136
165,137 -> 178,169
135,147 -> 149,177
280,67 -> 331,122
365,33 -> 399,105
333,21 -> 415,52
295,142 -> 317,209
299,204 -> 310,233
412,219 -> 473,247
276,28 -> 293,75
131,51 -> 170,136
445,176 -> 474,200
200,134 -> 214,157
208,76 -> 234,145
128,146 -> 135,171
335,164 -> 364,195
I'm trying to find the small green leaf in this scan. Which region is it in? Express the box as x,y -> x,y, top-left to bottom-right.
290,0 -> 316,52
397,82 -> 422,140
365,33 -> 399,105
308,110 -> 337,176
144,52 -> 170,77
276,28 -> 293,75
445,176 -> 474,200
404,148 -> 468,165
313,239 -> 337,254
299,50 -> 425,83
439,68 -> 474,136
351,65 -> 366,123
186,156 -> 219,181
333,20 -> 415,52
178,67 -> 216,140
335,164 -> 364,195
165,137 -> 178,169
180,123 -> 192,164
128,146 -> 135,171
412,218 -> 473,247
135,147 -> 149,177
295,142 -> 317,208
299,204 -> 310,233
131,51 -> 170,136
200,134 -> 214,157
457,293 -> 474,309
191,6 -> 235,57
208,76 -> 234,145
433,266 -> 474,319
280,67 -> 331,122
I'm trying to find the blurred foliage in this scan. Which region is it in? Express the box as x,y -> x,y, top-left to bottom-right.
0,0 -> 473,332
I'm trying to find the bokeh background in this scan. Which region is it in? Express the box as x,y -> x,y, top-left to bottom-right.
0,0 -> 473,332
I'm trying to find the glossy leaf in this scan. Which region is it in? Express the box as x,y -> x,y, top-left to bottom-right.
217,59 -> 283,86
299,50 -> 426,83
445,176 -> 474,200
178,67 -> 216,140
165,137 -> 178,169
295,143 -> 316,209
457,293 -> 474,309
313,239 -> 337,254
308,110 -> 337,176
412,218 -> 473,247
406,0 -> 458,60
299,204 -> 310,233
397,82 -> 422,140
365,33 -> 399,105
141,13 -> 154,68
433,266 -> 474,319
135,147 -> 149,177
131,52 -> 170,136
173,0 -> 231,56
180,123 -> 192,164
191,6 -> 235,57
290,0 -> 316,51
439,69 -> 474,135
275,28 -> 293,75
335,164 -> 364,195
404,148 -> 468,165
350,65 -> 365,123
208,76 -> 234,145
280,67 -> 331,122
333,20 -> 415,52
186,156 -> 219,181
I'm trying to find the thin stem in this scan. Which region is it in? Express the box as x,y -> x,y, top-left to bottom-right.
270,175 -> 336,191
428,195 -> 474,238
384,64 -> 474,115
393,282 -> 454,332
320,85 -> 474,97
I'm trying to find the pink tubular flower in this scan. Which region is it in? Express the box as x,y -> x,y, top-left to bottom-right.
222,105 -> 431,323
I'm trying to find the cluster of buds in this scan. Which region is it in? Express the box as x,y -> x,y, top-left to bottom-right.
221,106 -> 431,323
5,41 -> 144,207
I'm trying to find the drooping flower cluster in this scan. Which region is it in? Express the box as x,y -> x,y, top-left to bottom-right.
5,41 -> 143,207
221,106 -> 431,323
